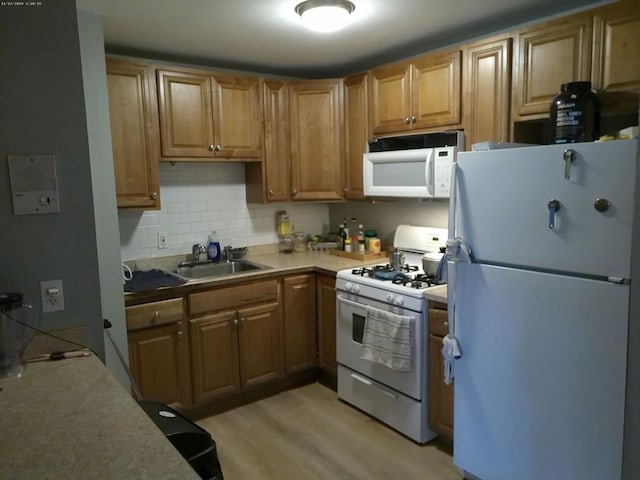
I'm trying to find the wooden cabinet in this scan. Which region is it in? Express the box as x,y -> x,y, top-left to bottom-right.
126,298 -> 191,409
343,73 -> 368,199
106,58 -> 160,209
512,13 -> 593,120
245,80 -> 290,203
428,302 -> 453,439
288,79 -> 344,201
156,68 -> 262,160
369,50 -> 461,135
462,36 -> 512,150
316,273 -> 337,381
188,280 -> 282,404
283,274 -> 317,373
592,0 -> 640,93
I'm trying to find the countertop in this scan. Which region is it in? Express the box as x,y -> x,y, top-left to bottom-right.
0,355 -> 200,480
124,250 -> 449,305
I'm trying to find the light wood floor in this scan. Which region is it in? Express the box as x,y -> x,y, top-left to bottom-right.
197,383 -> 464,480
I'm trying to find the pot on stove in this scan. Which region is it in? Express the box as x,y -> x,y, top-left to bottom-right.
422,252 -> 443,276
390,249 -> 405,269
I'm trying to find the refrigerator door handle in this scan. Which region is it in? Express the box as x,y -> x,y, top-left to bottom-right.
548,198 -> 561,229
563,149 -> 575,180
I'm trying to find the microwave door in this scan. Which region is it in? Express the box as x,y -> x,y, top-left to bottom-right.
363,149 -> 432,198
425,148 -> 435,197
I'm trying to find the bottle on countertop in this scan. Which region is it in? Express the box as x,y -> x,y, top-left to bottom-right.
350,217 -> 359,245
365,229 -> 381,254
357,224 -> 365,254
337,222 -> 346,250
207,231 -> 221,262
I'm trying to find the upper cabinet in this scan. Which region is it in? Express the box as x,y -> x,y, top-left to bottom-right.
288,79 -> 344,201
106,57 -> 160,209
156,68 -> 262,160
343,73 -> 368,200
512,12 -> 593,120
462,36 -> 513,150
591,0 -> 640,93
369,50 -> 462,135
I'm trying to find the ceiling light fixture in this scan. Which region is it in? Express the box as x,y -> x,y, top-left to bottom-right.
295,0 -> 356,33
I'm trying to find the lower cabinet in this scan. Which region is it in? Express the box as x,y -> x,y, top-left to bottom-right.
283,274 -> 317,373
428,302 -> 454,439
187,280 -> 283,405
126,298 -> 192,409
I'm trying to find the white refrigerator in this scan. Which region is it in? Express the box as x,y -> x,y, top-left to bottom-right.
447,139 -> 640,480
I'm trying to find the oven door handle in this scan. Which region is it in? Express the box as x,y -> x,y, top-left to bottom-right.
350,373 -> 398,399
337,294 -> 368,309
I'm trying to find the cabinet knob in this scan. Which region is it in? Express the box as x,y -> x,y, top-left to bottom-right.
343,187 -> 348,194
208,144 -> 216,151
233,317 -> 239,326
410,116 -> 416,123
444,320 -> 449,327
177,330 -> 183,337
292,188 -> 298,196
268,189 -> 274,196
239,316 -> 246,323
150,191 -> 158,200
153,311 -> 159,321
404,116 -> 411,124
214,144 -> 222,152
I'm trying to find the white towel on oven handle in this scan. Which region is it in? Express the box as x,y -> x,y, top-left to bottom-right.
360,306 -> 414,372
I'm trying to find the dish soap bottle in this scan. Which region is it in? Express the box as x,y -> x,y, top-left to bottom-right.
207,231 -> 221,262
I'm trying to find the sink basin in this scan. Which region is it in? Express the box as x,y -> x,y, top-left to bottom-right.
174,260 -> 270,279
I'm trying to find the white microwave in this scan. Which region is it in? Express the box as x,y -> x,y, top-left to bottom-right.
363,131 -> 464,198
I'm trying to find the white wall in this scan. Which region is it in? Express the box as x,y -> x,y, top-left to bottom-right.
119,162 -> 330,261
0,0 -> 106,357
77,9 -> 129,386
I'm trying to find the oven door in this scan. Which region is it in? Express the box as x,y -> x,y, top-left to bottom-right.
336,292 -> 423,399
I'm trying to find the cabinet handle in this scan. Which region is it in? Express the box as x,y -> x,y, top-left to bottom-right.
410,115 -> 416,123
404,116 -> 411,124
150,191 -> 158,200
208,144 -> 216,151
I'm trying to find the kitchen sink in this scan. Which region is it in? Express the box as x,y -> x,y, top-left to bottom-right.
174,260 -> 270,279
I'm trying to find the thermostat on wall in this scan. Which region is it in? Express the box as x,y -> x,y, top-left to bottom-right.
7,155 -> 61,215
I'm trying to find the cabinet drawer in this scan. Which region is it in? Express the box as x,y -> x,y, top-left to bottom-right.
126,298 -> 185,331
428,306 -> 449,337
189,280 -> 279,315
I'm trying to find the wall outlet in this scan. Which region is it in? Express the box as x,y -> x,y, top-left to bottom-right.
41,279 -> 65,313
158,232 -> 168,249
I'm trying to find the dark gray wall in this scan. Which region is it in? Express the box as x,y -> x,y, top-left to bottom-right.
0,0 -> 104,358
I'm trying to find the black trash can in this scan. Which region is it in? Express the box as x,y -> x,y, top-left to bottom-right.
138,400 -> 223,480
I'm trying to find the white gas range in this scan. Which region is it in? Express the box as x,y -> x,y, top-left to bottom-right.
335,225 -> 447,444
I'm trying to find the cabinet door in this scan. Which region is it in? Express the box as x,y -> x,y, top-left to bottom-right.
128,322 -> 191,409
592,0 -> 640,93
316,274 -> 337,375
189,310 -> 240,404
237,302 -> 283,387
412,50 -> 462,129
157,69 -> 215,157
283,274 -> 317,373
427,306 -> 454,439
106,58 -> 160,209
344,73 -> 368,199
512,13 -> 592,119
463,37 -> 512,150
254,80 -> 290,202
211,75 -> 262,158
288,79 -> 343,201
369,62 -> 412,135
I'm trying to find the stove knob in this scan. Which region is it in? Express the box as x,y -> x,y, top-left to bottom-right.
386,293 -> 394,303
394,296 -> 404,306
345,282 -> 353,292
352,284 -> 360,294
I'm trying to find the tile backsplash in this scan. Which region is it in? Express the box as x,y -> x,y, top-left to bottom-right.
119,162 -> 330,261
